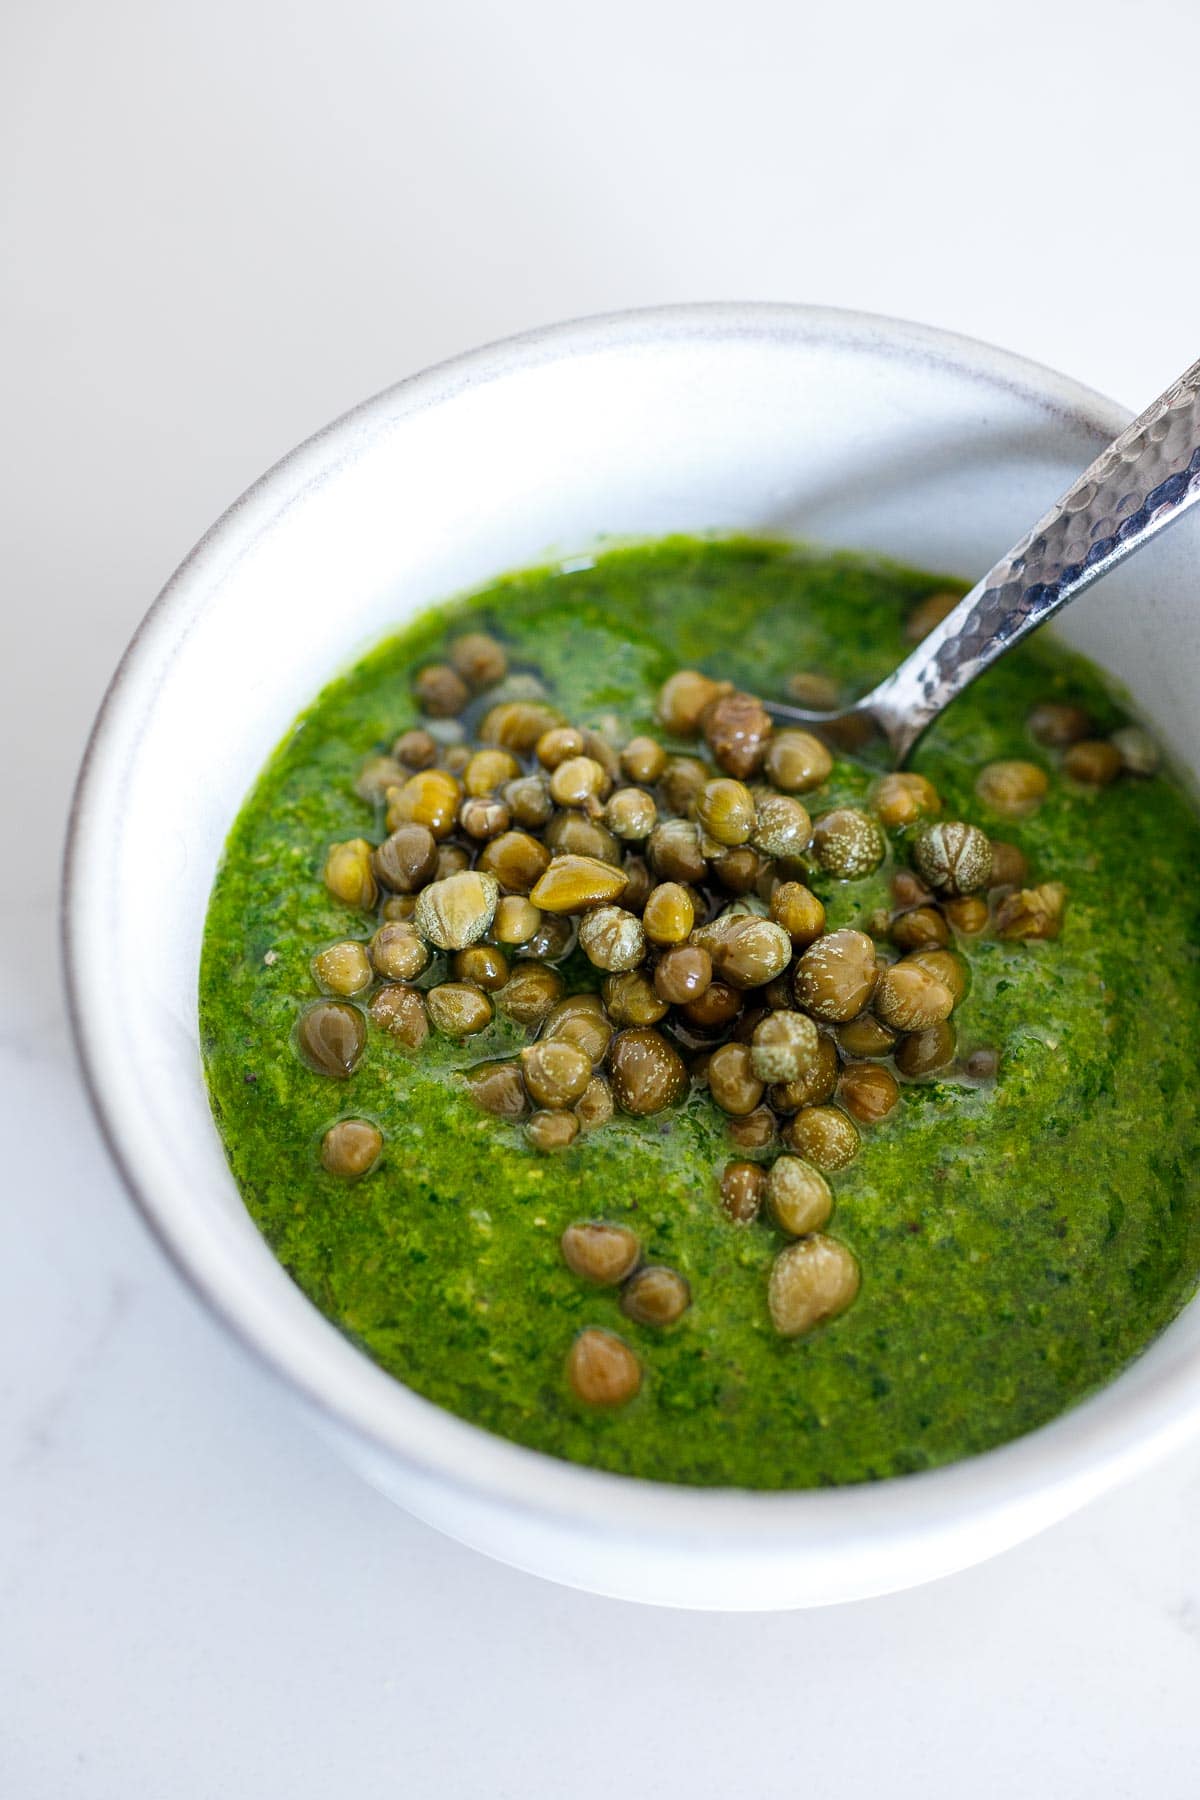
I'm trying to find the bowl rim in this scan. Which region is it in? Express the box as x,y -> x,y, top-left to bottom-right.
62,300 -> 1200,1568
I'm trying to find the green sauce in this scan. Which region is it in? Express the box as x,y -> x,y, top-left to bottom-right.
199,538 -> 1200,1487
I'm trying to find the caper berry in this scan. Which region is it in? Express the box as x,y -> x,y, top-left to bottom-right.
566,1327 -> 640,1404
478,829 -> 552,895
840,1062 -> 900,1124
894,1020 -> 956,1076
621,1266 -> 690,1326
975,759 -> 1049,819
1028,700 -> 1091,747
621,735 -> 667,784
561,1221 -> 641,1284
320,1118 -> 383,1178
703,689 -> 774,779
605,786 -> 658,842
442,744 -> 471,778
656,669 -> 732,736
749,1010 -> 820,1083
769,880 -> 826,948
710,846 -> 766,894
528,1109 -> 581,1153
368,983 -> 429,1049
465,1060 -> 527,1119
414,662 -> 470,717
462,748 -> 520,798
764,729 -> 832,794
1063,740 -> 1123,786
912,820 -> 992,897
521,1040 -> 593,1109
811,808 -> 885,880
426,982 -> 493,1037
533,725 -> 584,769
720,1159 -> 767,1224
385,769 -> 462,839
609,1027 -> 688,1115
372,823 -> 439,893
768,1235 -> 860,1336
434,844 -> 471,880
906,946 -> 967,1005
767,1155 -> 833,1237
793,927 -> 877,1021
516,914 -> 576,963
452,943 -> 510,990
312,940 -> 372,996
870,771 -> 941,830
577,905 -> 646,972
296,1001 -> 366,1078
575,1074 -> 615,1132
783,1105 -> 859,1170
890,905 -> 950,952
891,868 -> 930,909
413,869 -> 500,951
497,962 -> 565,1026
393,727 -> 439,770
323,838 -> 379,910
695,777 -> 755,847
653,944 -> 712,1005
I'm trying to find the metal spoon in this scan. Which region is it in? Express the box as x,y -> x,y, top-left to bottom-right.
766,357 -> 1200,764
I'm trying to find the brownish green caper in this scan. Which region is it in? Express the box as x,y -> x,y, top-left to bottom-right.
497,962 -> 565,1026
426,982 -> 493,1037
1063,740 -> 1123,786
703,690 -> 774,779
767,1155 -> 833,1237
749,1010 -> 820,1083
764,729 -> 832,794
530,854 -> 628,913
943,894 -> 989,934
811,808 -> 885,880
988,840 -> 1030,889
480,699 -> 565,752
459,796 -> 511,841
393,727 -> 439,771
566,1327 -> 640,1404
720,1159 -> 767,1224
873,960 -> 955,1032
521,1039 -> 593,1109
694,914 -> 792,990
577,905 -> 646,972
478,829 -> 552,896
836,1014 -> 897,1058
658,754 -> 712,815
323,838 -> 379,909
355,752 -> 407,804
621,1266 -> 690,1326
452,943 -> 510,990
768,1235 -> 860,1336
642,880 -> 696,946
528,1109 -> 581,1153
550,755 -> 611,808
769,1032 -> 839,1114
906,946 -> 967,1005
368,983 -> 429,1049
646,819 -> 708,885
621,735 -> 667,784
465,1060 -> 527,1119
710,846 -> 766,895
542,994 -> 613,1064
870,771 -> 941,830
706,1041 -> 765,1116
786,670 -> 840,709
462,748 -> 520,798
975,760 -> 1049,819
320,1117 -> 383,1177
783,1105 -> 860,1170
535,725 -> 585,769
372,823 -> 438,893
575,1073 -> 615,1131
413,870 -> 500,951
603,970 -> 668,1028
895,1020 -> 956,1076
609,1027 -> 688,1115
994,881 -> 1068,940
370,920 -> 429,982
434,844 -> 471,880
769,880 -> 826,948
1028,699 -> 1091,747
750,793 -> 812,860
312,940 -> 372,996
965,1045 -> 1000,1081
889,905 -> 949,951
653,944 -> 712,1005
679,979 -> 742,1033
913,820 -> 992,897
696,777 -> 756,847
385,769 -> 462,839
449,630 -> 507,691
605,787 -> 658,842
296,1001 -> 366,1077
561,1221 -> 641,1284
793,927 -> 877,1021
618,854 -> 652,913
840,1062 -> 900,1123
656,669 -> 732,736
728,1105 -> 776,1150
516,914 -> 575,963
542,810 -> 624,865
502,773 -> 555,831
492,895 -> 542,944
413,662 -> 470,717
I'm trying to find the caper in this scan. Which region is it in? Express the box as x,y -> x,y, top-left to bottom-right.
657,669 -> 732,736
890,905 -> 949,951
767,1156 -> 833,1237
793,927 -> 877,1022
768,881 -> 825,949
975,759 -> 1049,819
603,970 -> 669,1027
393,727 -> 439,770
497,962 -> 565,1025
1028,700 -> 1091,747
414,662 -> 470,717
566,1326 -> 640,1404
449,630 -> 507,691
323,838 -> 379,909
561,1221 -> 640,1284
368,982 -> 429,1049
413,869 -> 500,951
455,798 -> 505,842
693,915 -> 792,990
676,984 -> 738,1038
891,868 -> 930,908
542,809 -> 624,864
370,824 -> 435,894
907,946 -> 967,1005
873,960 -> 954,1032
840,1062 -> 900,1123
476,829 -> 550,896
749,1010 -> 820,1083
542,994 -> 613,1065
867,770 -> 939,831
811,808 -> 885,880
783,1105 -> 859,1170
703,690 -> 773,779
761,726 -> 832,794
994,881 -> 1067,940
987,841 -> 1029,889
605,787 -> 658,842
452,943 -> 510,990
646,819 -> 707,885
579,726 -> 623,785
895,1020 -> 955,1076
528,1109 -> 581,1153
621,1266 -> 690,1326
706,1041 -> 765,1116
502,773 -> 555,830
1063,740 -> 1123,786
642,880 -> 696,947
516,914 -> 576,963
575,1074 -> 615,1131
355,752 -> 407,804
785,669 -> 839,709
768,1235 -> 860,1336
550,755 -> 611,808
727,1106 -> 776,1150
693,777 -> 754,847
617,854 -> 652,913
653,944 -> 712,1005
567,907 -> 639,974
530,854 -> 628,913
479,699 -> 564,752
320,1117 -> 383,1177
609,1027 -> 688,1114
905,590 -> 960,642
492,895 -> 542,944
385,769 -> 462,839
913,820 -> 992,897
837,1014 -> 897,1058
943,894 -> 989,934
750,793 -> 812,860
312,940 -> 372,996
296,1001 -> 366,1077
1111,725 -> 1160,776
707,846 -> 762,895
460,748 -> 518,798
426,982 -> 493,1037
769,1033 -> 839,1114
521,1040 -> 592,1109
465,1060 -> 527,1119
442,744 -> 472,777
621,735 -> 667,784
720,1159 -> 767,1224
658,754 -> 712,815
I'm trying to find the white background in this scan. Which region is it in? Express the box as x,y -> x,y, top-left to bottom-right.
4,3 -> 1200,1794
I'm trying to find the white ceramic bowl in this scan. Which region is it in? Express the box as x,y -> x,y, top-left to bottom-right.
64,304 -> 1200,1609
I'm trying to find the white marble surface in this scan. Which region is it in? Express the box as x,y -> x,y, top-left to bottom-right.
5,2 -> 1200,1792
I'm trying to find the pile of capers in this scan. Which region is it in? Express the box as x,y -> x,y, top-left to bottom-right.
296,615 -> 1150,1395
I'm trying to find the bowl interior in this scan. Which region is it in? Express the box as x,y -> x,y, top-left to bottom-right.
66,306 -> 1200,1606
